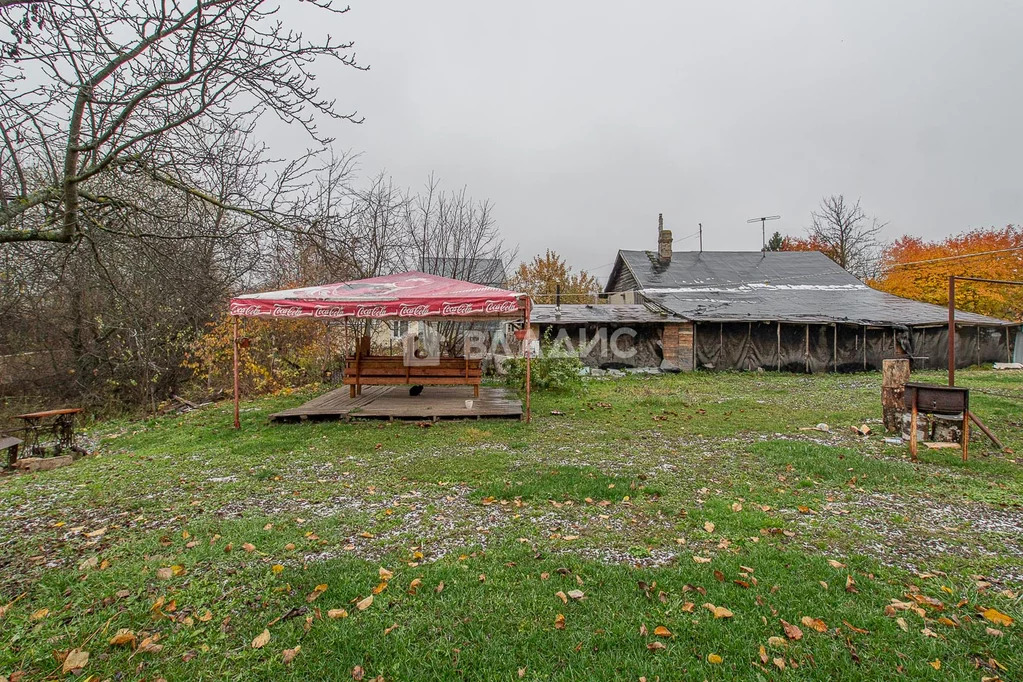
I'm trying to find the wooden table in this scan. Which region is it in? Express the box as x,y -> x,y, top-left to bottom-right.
13,408 -> 84,456
0,436 -> 23,468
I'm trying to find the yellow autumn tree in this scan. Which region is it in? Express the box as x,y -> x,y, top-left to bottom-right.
509,250 -> 600,304
183,314 -> 344,396
871,226 -> 1023,320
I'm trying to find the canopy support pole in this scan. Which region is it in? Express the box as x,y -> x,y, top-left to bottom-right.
233,315 -> 240,429
948,276 -> 956,386
524,298 -> 532,423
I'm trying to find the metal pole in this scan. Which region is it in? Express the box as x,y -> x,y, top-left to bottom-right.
699,223 -> 703,253
524,298 -> 532,423
232,315 -> 241,429
948,276 -> 955,387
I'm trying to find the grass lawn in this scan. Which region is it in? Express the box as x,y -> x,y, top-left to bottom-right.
1,370 -> 1020,681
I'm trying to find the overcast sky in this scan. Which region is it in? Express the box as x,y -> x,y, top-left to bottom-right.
289,0 -> 1023,282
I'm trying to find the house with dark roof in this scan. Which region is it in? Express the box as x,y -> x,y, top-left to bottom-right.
423,257 -> 507,288
537,217 -> 1017,372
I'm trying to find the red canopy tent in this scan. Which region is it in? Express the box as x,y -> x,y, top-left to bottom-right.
228,271 -> 532,425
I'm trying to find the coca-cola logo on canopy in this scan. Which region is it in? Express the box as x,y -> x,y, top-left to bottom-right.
398,304 -> 431,318
230,302 -> 265,316
441,301 -> 475,316
356,305 -> 389,318
484,299 -> 519,314
312,306 -> 348,319
272,304 -> 305,318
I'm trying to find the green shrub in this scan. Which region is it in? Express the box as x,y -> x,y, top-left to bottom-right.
505,329 -> 583,391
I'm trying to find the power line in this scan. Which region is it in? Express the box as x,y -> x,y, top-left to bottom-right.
885,245 -> 1023,269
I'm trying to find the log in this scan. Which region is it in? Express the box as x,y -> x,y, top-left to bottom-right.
882,358 -> 911,433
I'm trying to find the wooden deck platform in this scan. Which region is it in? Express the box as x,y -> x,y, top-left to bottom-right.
269,385 -> 523,423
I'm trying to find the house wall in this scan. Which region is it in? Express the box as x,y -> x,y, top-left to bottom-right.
661,323 -> 695,371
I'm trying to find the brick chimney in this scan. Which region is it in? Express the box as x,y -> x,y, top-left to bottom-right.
657,213 -> 672,262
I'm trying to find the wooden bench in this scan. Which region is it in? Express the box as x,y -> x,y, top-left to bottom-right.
343,355 -> 482,398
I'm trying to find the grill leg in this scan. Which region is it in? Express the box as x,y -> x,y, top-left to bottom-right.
909,397 -> 919,461
961,413 -> 969,462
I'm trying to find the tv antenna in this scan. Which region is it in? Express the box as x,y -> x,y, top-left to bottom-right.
747,215 -> 780,253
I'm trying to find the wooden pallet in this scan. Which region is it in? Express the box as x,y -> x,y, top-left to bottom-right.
269,386 -> 522,422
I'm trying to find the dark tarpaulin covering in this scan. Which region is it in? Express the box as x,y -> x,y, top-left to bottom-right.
696,321 -> 1017,373
909,326 -> 1013,370
538,323 -> 663,369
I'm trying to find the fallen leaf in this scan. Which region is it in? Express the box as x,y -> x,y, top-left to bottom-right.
109,629 -> 136,647
929,659 -> 941,670
646,641 -> 666,651
985,626 -> 1003,637
827,559 -> 845,569
356,595 -> 373,611
703,521 -> 715,533
845,575 -> 858,593
921,627 -> 938,638
61,648 -> 89,674
282,645 -> 301,664
555,591 -> 568,604
801,616 -> 827,632
554,613 -> 566,630
896,617 -> 908,632
767,636 -> 787,649
306,584 -> 328,602
653,626 -> 672,638
351,665 -> 364,680
707,653 -> 722,664
383,623 -> 398,636
982,608 -> 1014,627
136,634 -> 162,654
408,578 -> 422,595
781,619 -> 803,640
252,629 -> 271,649
328,609 -> 348,619
78,557 -> 98,571
693,556 -> 712,564
155,567 -> 174,580
567,590 -> 585,600
703,603 -> 733,619
773,657 -> 786,670
435,581 -> 445,594
30,608 -> 48,621
731,503 -> 742,512
379,567 -> 393,581
371,582 -> 388,595
272,564 -> 284,574
242,543 -> 256,553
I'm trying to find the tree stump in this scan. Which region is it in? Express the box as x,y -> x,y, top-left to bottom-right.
882,358 -> 910,433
